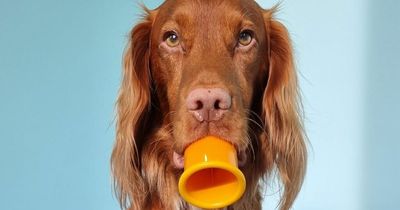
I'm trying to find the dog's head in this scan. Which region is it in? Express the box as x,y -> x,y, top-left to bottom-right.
112,0 -> 306,209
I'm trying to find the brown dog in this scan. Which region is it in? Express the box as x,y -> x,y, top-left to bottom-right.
111,0 -> 307,209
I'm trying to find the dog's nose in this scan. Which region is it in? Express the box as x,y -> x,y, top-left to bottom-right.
186,88 -> 231,122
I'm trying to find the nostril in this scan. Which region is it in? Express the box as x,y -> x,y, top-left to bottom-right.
215,97 -> 230,110
214,99 -> 221,109
195,100 -> 203,110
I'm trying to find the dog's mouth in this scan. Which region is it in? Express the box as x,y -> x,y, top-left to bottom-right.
172,149 -> 247,169
172,152 -> 185,169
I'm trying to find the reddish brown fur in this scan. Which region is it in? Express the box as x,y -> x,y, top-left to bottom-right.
111,0 -> 306,209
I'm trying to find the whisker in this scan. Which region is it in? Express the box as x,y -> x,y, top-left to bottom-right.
244,109 -> 265,127
164,110 -> 177,120
244,109 -> 268,136
245,131 -> 256,162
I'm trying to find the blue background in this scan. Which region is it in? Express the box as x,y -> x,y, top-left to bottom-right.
0,0 -> 399,210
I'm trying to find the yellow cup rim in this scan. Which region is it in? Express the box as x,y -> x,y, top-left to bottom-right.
178,160 -> 246,209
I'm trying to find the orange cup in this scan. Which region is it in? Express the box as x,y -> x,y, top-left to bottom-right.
178,136 -> 246,209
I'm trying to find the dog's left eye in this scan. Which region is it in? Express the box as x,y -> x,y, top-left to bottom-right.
238,30 -> 253,46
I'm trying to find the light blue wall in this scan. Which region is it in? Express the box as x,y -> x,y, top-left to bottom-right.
258,1 -> 400,210
0,0 -> 130,209
363,1 -> 400,209
0,0 -> 399,210
260,0 -> 366,209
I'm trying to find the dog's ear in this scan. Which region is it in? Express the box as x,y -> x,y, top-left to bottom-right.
111,8 -> 157,209
260,8 -> 307,210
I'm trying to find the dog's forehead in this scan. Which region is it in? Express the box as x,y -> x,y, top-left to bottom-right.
160,0 -> 255,8
155,0 -> 263,30
151,0 -> 266,54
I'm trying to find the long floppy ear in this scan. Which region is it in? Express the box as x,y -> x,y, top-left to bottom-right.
111,9 -> 156,209
261,9 -> 307,210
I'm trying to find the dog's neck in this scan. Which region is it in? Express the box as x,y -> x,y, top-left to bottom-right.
188,205 -> 229,210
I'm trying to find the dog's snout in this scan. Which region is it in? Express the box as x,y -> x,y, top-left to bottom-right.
186,88 -> 231,122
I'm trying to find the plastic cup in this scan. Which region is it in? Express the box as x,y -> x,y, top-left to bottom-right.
178,136 -> 246,209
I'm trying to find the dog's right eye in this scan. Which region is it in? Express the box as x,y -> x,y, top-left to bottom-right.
164,32 -> 180,47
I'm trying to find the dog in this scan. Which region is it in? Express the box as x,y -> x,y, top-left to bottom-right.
111,0 -> 307,209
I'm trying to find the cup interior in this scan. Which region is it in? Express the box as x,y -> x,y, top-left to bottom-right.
184,166 -> 242,204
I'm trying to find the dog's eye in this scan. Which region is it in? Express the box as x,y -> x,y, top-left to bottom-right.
238,30 -> 253,46
165,32 -> 180,47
